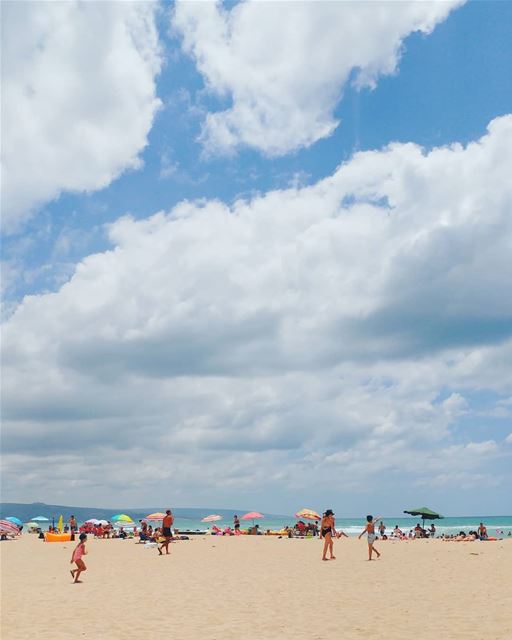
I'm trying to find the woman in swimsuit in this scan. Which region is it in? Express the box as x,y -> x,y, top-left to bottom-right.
358,514 -> 382,561
320,509 -> 336,561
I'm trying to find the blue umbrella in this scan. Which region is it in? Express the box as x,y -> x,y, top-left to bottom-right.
6,516 -> 23,526
31,516 -> 49,522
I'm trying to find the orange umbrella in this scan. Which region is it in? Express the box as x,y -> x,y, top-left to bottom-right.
144,512 -> 166,521
295,508 -> 321,521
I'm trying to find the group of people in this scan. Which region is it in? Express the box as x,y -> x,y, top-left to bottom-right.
69,510 -> 176,583
386,523 -> 437,540
63,510 -> 502,582
317,513 -> 498,561
442,523 -> 490,541
137,510 -> 175,555
319,510 -> 384,562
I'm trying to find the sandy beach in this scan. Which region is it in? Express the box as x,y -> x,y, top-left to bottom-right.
1,534 -> 511,640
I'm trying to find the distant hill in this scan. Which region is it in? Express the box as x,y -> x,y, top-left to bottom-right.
0,502 -> 290,523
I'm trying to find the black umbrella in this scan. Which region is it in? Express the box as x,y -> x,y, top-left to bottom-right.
404,507 -> 444,529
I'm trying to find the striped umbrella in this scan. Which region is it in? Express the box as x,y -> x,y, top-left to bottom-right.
111,514 -> 133,523
0,519 -> 20,535
201,514 -> 222,523
295,508 -> 321,521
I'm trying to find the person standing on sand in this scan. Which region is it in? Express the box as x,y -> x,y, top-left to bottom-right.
70,533 -> 87,583
159,510 -> 174,555
378,521 -> 385,537
359,515 -> 382,561
234,515 -> 240,531
320,509 -> 336,561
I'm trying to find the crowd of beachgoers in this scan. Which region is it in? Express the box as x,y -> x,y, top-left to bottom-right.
2,508 -> 509,584
2,512 -> 506,543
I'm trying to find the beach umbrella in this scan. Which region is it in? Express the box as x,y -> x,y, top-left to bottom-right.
26,522 -> 39,529
0,520 -> 20,535
31,516 -> 49,522
85,519 -> 101,525
295,508 -> 321,521
241,512 -> 264,526
111,514 -> 133,523
6,516 -> 23,526
144,512 -> 166,521
201,514 -> 223,523
404,507 -> 444,528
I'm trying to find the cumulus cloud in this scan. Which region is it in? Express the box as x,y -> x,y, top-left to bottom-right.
2,116 -> 512,507
1,1 -> 162,230
172,0 -> 465,155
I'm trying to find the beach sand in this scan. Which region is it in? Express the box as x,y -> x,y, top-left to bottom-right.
2,534 -> 511,639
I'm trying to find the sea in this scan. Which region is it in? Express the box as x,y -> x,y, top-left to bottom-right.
29,515 -> 512,537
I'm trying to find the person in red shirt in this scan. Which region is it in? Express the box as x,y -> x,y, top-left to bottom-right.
159,510 -> 174,555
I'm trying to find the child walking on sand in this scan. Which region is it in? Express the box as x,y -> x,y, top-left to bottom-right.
70,533 -> 87,583
358,515 -> 382,561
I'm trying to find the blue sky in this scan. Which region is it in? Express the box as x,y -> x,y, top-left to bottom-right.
4,1 -> 512,299
2,1 -> 511,515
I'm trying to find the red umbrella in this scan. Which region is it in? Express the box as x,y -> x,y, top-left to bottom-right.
0,519 -> 20,535
241,512 -> 264,526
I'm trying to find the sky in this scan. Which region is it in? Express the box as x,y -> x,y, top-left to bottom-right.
1,0 -> 511,516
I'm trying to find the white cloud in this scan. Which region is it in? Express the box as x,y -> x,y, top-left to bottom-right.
2,115 -> 512,508
1,1 -> 162,230
173,0 -> 464,155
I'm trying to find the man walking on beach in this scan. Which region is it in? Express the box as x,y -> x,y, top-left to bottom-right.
159,510 -> 174,555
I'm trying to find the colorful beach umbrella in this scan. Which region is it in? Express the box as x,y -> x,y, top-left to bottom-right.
201,514 -> 222,523
144,512 -> 166,521
404,507 -> 444,528
111,514 -> 133,523
6,516 -> 23,526
241,512 -> 264,526
0,519 -> 20,534
295,508 -> 321,521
